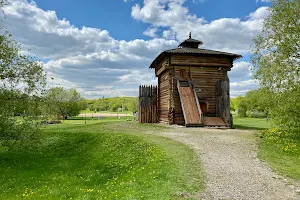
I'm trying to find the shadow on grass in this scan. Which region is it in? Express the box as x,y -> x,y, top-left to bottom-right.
67,116 -> 133,121
233,124 -> 268,130
67,117 -> 96,120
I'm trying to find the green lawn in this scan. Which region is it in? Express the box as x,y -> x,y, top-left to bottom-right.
80,109 -> 132,115
258,130 -> 300,182
233,116 -> 300,182
0,117 -> 204,199
233,115 -> 271,130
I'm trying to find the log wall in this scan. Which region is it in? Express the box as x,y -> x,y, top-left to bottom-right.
172,66 -> 229,124
158,70 -> 171,123
216,79 -> 232,128
171,54 -> 232,68
155,54 -> 233,125
155,58 -> 170,77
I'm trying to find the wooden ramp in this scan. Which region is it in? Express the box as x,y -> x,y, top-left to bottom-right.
177,80 -> 203,127
203,116 -> 227,128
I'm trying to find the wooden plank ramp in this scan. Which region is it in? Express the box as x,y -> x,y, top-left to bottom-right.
177,80 -> 203,127
202,116 -> 227,128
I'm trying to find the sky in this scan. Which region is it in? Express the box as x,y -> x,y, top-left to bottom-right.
3,0 -> 271,99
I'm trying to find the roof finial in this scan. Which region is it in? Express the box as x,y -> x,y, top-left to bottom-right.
189,32 -> 191,39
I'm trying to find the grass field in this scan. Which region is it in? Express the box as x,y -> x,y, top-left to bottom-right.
233,115 -> 271,130
80,109 -> 133,115
233,116 -> 300,182
258,130 -> 300,182
232,116 -> 300,182
0,117 -> 204,199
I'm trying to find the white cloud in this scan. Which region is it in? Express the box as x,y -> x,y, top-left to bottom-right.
132,0 -> 269,53
3,0 -> 118,59
143,27 -> 159,37
84,88 -> 139,98
118,70 -> 157,85
2,0 -> 180,98
192,0 -> 205,4
248,6 -> 270,20
256,0 -> 271,3
230,80 -> 259,97
2,0 -> 268,98
229,61 -> 252,82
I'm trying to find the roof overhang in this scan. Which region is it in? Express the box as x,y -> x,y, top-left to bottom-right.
149,49 -> 242,69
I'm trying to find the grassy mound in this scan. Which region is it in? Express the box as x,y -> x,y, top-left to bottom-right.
0,119 -> 204,199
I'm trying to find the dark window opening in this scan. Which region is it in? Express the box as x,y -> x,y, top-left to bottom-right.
179,69 -> 186,79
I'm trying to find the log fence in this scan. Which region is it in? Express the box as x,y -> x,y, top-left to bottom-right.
139,85 -> 158,123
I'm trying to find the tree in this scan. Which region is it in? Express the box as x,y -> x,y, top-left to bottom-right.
44,87 -> 83,120
245,88 -> 273,115
251,0 -> 299,91
231,96 -> 247,117
127,97 -> 138,113
251,0 -> 300,135
237,98 -> 248,117
0,0 -> 46,141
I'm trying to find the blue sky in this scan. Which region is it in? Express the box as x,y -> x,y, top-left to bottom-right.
33,0 -> 270,40
3,0 -> 271,98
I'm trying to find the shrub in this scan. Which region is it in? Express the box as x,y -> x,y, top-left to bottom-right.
0,117 -> 40,141
237,102 -> 247,117
246,110 -> 267,118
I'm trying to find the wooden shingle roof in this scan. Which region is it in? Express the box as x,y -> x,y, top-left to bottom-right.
149,47 -> 242,69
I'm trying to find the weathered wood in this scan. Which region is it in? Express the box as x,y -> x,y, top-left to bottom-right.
172,66 -> 225,116
216,79 -> 232,128
177,80 -> 202,126
149,46 -> 238,127
158,70 -> 171,123
139,85 -> 158,123
171,55 -> 233,68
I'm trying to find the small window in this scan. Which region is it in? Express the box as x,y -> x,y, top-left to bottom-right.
179,69 -> 186,79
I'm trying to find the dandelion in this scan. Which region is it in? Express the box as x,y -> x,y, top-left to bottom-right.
86,188 -> 93,193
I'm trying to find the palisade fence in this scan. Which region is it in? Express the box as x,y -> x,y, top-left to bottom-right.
138,85 -> 158,123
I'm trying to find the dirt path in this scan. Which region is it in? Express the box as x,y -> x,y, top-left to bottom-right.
155,127 -> 300,200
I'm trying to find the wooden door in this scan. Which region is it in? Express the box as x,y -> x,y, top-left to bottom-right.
179,69 -> 186,79
200,103 -> 207,114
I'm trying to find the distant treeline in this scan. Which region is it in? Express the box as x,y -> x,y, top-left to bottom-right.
84,97 -> 138,113
230,89 -> 270,118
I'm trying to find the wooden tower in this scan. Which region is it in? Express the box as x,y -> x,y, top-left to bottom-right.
148,33 -> 241,127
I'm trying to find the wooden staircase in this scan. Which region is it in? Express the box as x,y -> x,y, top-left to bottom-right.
177,80 -> 203,127
177,79 -> 228,128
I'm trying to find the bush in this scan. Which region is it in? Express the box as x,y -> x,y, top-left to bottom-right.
246,110 -> 267,118
0,117 -> 40,141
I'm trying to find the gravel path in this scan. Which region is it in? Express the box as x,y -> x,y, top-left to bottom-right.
156,127 -> 300,200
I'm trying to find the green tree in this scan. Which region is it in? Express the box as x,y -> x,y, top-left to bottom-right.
269,86 -> 300,135
251,0 -> 299,91
0,0 -> 46,141
231,96 -> 247,117
244,88 -> 274,116
237,98 -> 248,117
44,87 -> 83,120
127,97 -> 138,113
252,0 -> 300,135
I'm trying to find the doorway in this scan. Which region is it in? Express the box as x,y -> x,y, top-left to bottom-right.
200,103 -> 207,114
179,69 -> 186,79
